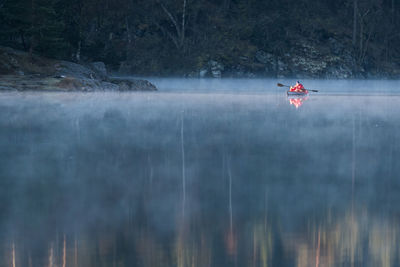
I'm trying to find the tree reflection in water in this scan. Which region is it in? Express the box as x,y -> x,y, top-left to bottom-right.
1,92 -> 400,266
5,208 -> 400,266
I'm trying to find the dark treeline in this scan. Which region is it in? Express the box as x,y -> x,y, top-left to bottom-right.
0,0 -> 399,76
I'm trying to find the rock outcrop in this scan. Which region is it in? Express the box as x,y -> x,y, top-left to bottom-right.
0,46 -> 157,91
109,78 -> 157,91
191,38 -> 400,79
196,60 -> 225,78
252,40 -> 356,78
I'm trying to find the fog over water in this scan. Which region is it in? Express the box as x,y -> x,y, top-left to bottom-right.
148,78 -> 400,95
1,79 -> 400,266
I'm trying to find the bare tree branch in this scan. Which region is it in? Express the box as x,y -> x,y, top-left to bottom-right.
352,0 -> 358,46
155,0 -> 188,51
157,0 -> 182,40
181,0 -> 186,45
154,20 -> 180,49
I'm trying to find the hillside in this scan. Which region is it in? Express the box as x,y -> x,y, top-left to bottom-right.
1,0 -> 399,78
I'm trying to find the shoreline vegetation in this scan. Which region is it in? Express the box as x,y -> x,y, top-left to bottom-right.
1,0 -> 400,80
0,46 -> 157,92
0,41 -> 399,93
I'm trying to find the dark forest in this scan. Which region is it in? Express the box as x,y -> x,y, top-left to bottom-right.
1,0 -> 399,77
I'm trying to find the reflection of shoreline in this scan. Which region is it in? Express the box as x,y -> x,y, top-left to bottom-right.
5,206 -> 399,267
288,95 -> 309,108
282,208 -> 399,267
2,92 -> 400,267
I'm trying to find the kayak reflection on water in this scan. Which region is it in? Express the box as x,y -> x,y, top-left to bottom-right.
288,96 -> 309,108
288,81 -> 309,108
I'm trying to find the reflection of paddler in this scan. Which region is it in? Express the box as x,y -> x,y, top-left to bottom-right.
289,96 -> 309,108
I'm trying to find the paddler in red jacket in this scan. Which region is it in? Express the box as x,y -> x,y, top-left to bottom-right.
290,81 -> 307,93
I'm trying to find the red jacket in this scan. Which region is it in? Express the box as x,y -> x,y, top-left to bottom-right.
290,83 -> 305,92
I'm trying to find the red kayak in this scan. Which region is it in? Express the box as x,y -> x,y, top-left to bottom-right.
287,90 -> 308,96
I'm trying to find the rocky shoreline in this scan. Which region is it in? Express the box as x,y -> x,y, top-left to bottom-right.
3,40 -> 400,85
185,39 -> 400,79
0,46 -> 157,92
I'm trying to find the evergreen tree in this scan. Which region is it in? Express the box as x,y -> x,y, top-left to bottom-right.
0,0 -> 31,50
0,0 -> 67,57
30,0 -> 67,58
1,0 -> 400,74
58,0 -> 84,61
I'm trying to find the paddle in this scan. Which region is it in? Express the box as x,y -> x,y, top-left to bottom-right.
277,83 -> 318,92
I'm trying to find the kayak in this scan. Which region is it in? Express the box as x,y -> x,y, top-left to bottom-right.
287,90 -> 308,96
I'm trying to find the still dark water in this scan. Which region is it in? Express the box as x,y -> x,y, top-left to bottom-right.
1,80 -> 400,266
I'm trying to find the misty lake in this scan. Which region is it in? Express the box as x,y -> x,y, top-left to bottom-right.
1,79 -> 400,266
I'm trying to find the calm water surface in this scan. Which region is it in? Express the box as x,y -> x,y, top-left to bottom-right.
1,79 -> 400,266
